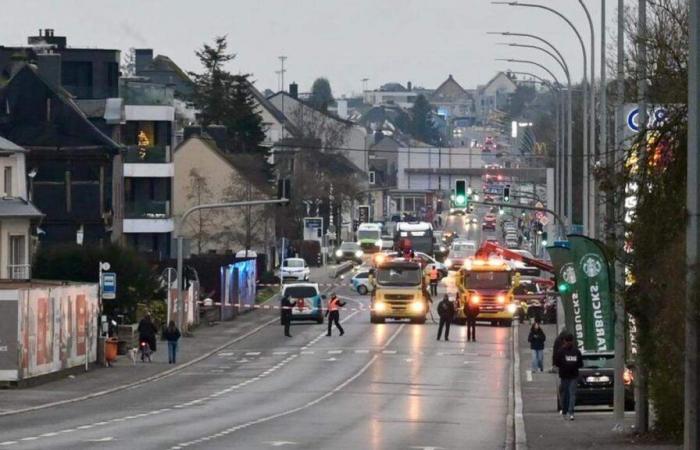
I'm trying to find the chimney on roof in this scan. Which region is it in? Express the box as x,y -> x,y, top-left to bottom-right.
36,53 -> 62,89
289,82 -> 298,99
28,28 -> 66,49
407,81 -> 412,91
134,49 -> 154,75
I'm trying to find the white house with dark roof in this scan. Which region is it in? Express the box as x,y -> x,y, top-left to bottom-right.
0,136 -> 43,279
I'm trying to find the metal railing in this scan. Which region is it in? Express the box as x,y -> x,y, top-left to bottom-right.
125,200 -> 171,219
8,264 -> 31,280
124,145 -> 171,164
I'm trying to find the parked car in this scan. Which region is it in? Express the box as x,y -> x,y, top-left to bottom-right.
335,241 -> 363,263
279,258 -> 310,281
280,283 -> 325,324
445,240 -> 477,270
556,352 -> 635,411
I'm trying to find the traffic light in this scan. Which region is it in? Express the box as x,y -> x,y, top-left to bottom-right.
541,231 -> 548,247
503,184 -> 511,202
454,179 -> 467,207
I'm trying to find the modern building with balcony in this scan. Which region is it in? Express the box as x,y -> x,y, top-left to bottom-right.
119,77 -> 175,260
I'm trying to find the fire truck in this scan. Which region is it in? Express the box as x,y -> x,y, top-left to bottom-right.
454,257 -> 521,326
370,256 -> 429,324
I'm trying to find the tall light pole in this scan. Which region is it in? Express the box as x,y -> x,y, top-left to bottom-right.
579,0 -> 598,237
493,1 -> 589,234
491,31 -> 575,224
612,0 -> 626,432
636,0 -> 649,433
686,0 -> 700,447
600,0 -> 609,241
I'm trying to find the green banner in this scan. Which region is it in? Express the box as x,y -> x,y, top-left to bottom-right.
567,235 -> 615,352
546,245 -> 585,349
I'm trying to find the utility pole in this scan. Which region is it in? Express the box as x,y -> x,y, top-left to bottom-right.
600,0 -> 608,240
612,0 -> 627,432
685,0 -> 700,447
278,56 -> 287,92
635,0 -> 649,433
579,0 -> 597,237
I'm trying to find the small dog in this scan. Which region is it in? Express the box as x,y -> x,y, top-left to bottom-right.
127,347 -> 139,365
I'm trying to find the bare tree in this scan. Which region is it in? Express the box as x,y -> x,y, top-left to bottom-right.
185,169 -> 217,254
121,48 -> 136,77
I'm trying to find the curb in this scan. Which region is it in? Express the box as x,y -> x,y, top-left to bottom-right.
506,325 -> 515,449
513,324 -> 528,450
0,316 -> 279,418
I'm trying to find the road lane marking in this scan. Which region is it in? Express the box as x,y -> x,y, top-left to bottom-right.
170,323 -> 406,448
354,349 -> 369,354
245,352 -> 261,356
526,370 -> 533,382
264,441 -> 298,447
327,350 -> 343,354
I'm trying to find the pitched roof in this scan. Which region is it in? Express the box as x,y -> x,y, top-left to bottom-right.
268,91 -> 359,127
432,74 -> 468,99
176,134 -> 270,192
479,71 -> 518,94
0,65 -> 121,150
0,135 -> 25,153
246,81 -> 300,137
0,197 -> 43,218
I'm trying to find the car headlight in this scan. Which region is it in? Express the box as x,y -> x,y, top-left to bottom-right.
355,250 -> 364,258
335,250 -> 343,257
470,294 -> 481,304
497,294 -> 506,304
507,303 -> 517,313
374,301 -> 387,312
445,258 -> 453,267
410,301 -> 424,313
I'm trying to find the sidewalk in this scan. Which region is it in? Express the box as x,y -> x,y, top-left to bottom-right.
516,322 -> 679,450
0,265 -> 343,416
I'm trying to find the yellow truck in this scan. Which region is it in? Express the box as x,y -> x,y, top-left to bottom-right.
370,258 -> 429,324
454,257 -> 520,326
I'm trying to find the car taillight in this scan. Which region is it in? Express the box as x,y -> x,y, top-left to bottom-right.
624,368 -> 634,385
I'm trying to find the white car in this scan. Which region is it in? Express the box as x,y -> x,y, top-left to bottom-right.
279,258 -> 310,281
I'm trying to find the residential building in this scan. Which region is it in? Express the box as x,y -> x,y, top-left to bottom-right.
475,71 -> 518,125
268,90 -> 369,174
119,77 -> 176,260
0,65 -> 121,244
366,133 -> 400,221
173,133 -> 274,257
0,137 -> 42,279
430,75 -> 476,143
0,64 -> 119,246
362,82 -> 431,109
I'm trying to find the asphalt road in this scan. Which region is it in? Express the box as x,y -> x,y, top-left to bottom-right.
0,220 -> 512,450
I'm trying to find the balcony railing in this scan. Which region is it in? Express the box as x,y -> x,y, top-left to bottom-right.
8,264 -> 31,280
125,200 -> 171,219
124,145 -> 171,164
120,81 -> 174,106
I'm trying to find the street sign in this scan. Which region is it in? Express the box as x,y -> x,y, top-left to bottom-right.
358,205 -> 370,224
539,215 -> 550,226
101,272 -> 116,300
534,201 -> 544,209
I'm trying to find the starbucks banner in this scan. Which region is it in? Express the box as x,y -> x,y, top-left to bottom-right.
546,245 -> 585,349
567,235 -> 615,352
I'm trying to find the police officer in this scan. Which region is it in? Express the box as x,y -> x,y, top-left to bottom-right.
436,294 -> 455,341
281,294 -> 294,337
465,295 -> 480,342
429,265 -> 439,296
326,293 -> 346,336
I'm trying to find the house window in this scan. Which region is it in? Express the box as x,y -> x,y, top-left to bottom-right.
9,235 -> 26,279
3,166 -> 11,196
368,171 -> 376,185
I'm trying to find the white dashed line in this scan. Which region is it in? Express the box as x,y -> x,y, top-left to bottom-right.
327,350 -> 343,354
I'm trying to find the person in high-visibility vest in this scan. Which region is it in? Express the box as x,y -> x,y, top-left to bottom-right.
429,266 -> 439,296
326,293 -> 346,337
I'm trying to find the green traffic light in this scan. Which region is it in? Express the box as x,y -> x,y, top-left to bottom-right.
455,194 -> 466,206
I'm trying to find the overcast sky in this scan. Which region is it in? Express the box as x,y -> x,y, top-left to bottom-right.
1,0 -> 618,96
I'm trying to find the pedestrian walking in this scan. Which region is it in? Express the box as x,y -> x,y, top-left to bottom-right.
281,295 -> 294,337
552,327 -> 569,371
163,320 -> 181,364
429,265 -> 439,297
528,321 -> 546,372
555,334 -> 583,420
436,294 -> 455,341
137,314 -> 158,360
465,295 -> 480,342
326,293 -> 346,336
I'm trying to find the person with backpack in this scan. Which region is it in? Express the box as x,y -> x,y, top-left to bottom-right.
528,320 -> 546,372
436,294 -> 455,341
163,320 -> 181,364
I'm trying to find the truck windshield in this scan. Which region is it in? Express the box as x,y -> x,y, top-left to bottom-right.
377,266 -> 422,287
464,271 -> 510,289
358,230 -> 380,240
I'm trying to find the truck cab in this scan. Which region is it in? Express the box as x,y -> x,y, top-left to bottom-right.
357,223 -> 383,253
370,258 -> 428,324
454,257 -> 520,326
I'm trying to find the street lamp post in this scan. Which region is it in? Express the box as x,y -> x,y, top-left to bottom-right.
494,1 -> 590,234
579,0 -> 598,237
